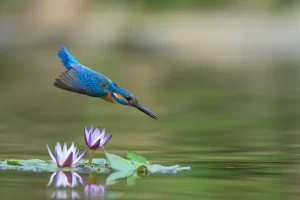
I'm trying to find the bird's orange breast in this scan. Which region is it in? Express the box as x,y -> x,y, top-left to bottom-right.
101,91 -> 116,103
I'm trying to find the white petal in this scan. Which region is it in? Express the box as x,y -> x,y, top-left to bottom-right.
47,172 -> 57,186
91,133 -> 100,146
46,144 -> 56,163
89,125 -> 94,134
70,143 -> 75,152
93,127 -> 100,135
71,173 -> 78,187
55,142 -> 62,159
55,172 -> 63,187
58,172 -> 68,187
99,128 -> 106,139
57,154 -> 64,167
61,143 -> 68,162
93,128 -> 105,146
65,143 -> 75,160
72,147 -> 80,165
84,127 -> 90,141
91,127 -> 99,145
72,191 -> 80,199
92,134 -> 98,145
73,150 -> 87,165
74,172 -> 84,186
72,150 -> 79,165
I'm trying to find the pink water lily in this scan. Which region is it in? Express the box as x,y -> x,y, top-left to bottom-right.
47,142 -> 87,168
84,125 -> 112,150
84,125 -> 112,166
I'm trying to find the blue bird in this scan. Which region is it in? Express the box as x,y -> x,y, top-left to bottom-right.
54,45 -> 159,120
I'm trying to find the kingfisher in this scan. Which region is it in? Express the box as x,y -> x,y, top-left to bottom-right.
54,45 -> 159,120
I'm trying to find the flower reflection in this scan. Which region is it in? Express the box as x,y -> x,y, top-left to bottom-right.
47,190 -> 81,200
84,184 -> 106,199
47,171 -> 84,200
84,173 -> 107,199
47,171 -> 84,188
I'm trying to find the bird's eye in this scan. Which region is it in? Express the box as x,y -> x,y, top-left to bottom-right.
125,96 -> 132,101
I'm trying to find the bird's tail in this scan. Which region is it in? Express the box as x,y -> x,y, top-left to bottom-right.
57,45 -> 79,70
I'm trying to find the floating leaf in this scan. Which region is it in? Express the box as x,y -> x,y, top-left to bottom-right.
147,164 -> 191,174
0,153 -> 191,175
80,158 -> 107,166
104,152 -> 134,172
127,150 -> 149,164
7,160 -> 22,166
0,159 -> 107,172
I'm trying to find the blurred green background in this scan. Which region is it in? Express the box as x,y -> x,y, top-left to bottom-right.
0,0 -> 299,199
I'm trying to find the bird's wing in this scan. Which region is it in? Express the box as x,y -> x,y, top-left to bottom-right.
54,68 -> 91,95
57,45 -> 79,70
54,63 -> 110,97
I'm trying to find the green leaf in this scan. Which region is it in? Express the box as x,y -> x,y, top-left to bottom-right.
104,152 -> 134,172
0,156 -> 191,175
7,160 -> 22,166
80,158 -> 107,166
0,159 -> 108,173
127,149 -> 149,164
147,164 -> 191,173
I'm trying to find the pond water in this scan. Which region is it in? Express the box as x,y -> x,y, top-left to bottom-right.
0,161 -> 292,200
0,49 -> 298,199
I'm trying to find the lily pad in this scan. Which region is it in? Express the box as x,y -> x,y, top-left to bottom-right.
0,159 -> 105,172
0,151 -> 191,174
147,164 -> 191,174
7,160 -> 22,166
79,158 -> 107,166
105,151 -> 191,174
104,152 -> 134,172
127,149 -> 149,164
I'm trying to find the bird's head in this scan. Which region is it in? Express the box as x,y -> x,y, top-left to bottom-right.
110,83 -> 159,120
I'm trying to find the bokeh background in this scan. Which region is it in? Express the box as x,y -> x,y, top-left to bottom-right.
0,0 -> 299,199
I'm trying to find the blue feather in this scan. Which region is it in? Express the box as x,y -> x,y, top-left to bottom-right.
54,45 -> 159,119
58,45 -> 79,70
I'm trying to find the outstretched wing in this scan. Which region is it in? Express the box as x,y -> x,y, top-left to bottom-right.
54,64 -> 110,97
54,68 -> 89,95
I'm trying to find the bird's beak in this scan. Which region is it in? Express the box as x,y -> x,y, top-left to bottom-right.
136,103 -> 159,120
